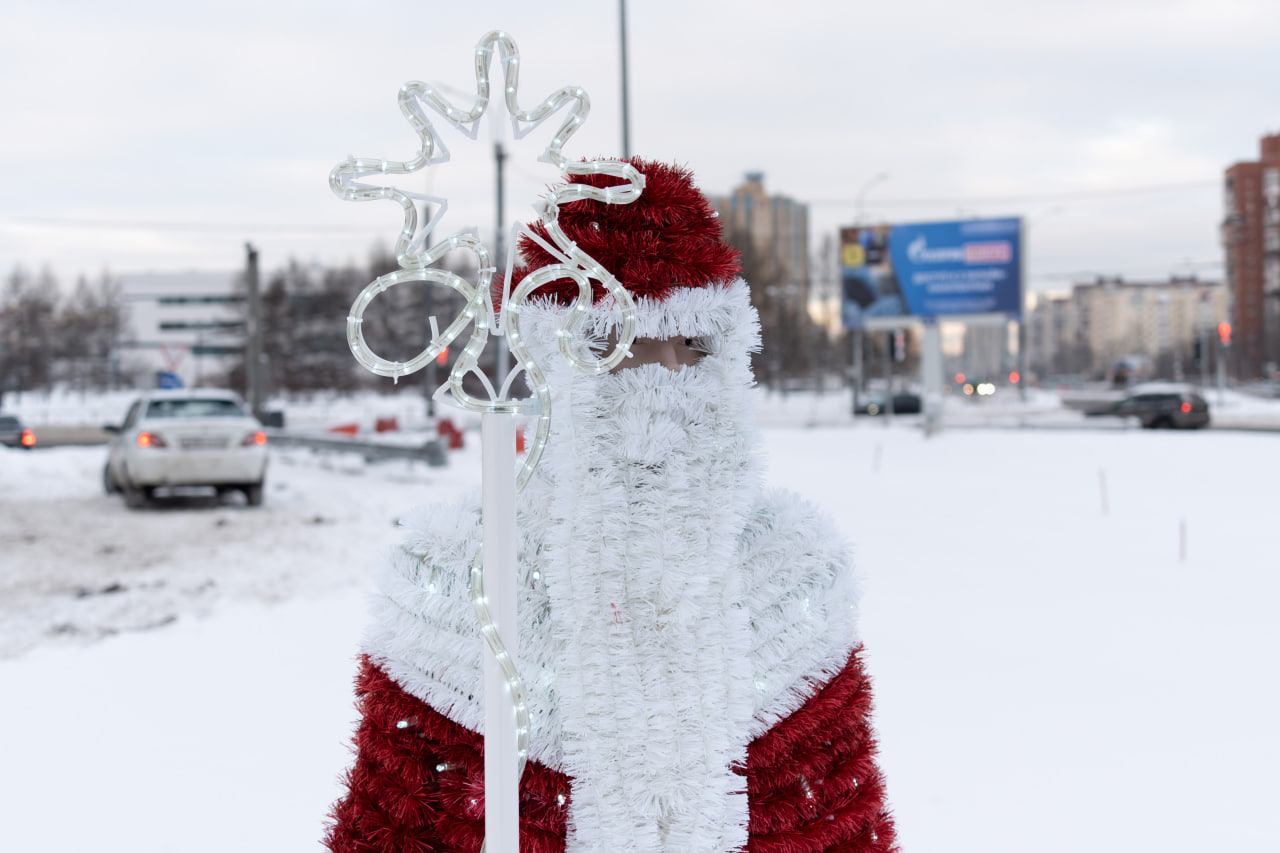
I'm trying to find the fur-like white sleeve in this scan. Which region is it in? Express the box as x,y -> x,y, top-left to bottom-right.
739,487 -> 862,738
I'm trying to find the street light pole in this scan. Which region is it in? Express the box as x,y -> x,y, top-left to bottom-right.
854,172 -> 889,225
495,141 -> 510,380
619,0 -> 631,159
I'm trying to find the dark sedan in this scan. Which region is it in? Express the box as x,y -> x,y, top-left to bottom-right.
855,392 -> 922,416
1086,387 -> 1210,429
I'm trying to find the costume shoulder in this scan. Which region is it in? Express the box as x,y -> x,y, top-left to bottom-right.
363,490 -> 564,765
739,486 -> 862,738
362,492 -> 487,731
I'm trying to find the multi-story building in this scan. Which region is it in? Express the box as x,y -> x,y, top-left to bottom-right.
118,271 -> 245,388
708,173 -> 811,381
1026,291 -> 1087,380
959,322 -> 1012,381
1222,132 -> 1280,379
1027,277 -> 1227,382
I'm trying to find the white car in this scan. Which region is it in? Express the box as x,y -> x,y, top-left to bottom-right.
104,390 -> 269,508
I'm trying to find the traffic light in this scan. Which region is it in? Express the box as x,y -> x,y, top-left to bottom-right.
1218,322 -> 1232,347
892,329 -> 906,362
1193,338 -> 1203,366
436,347 -> 449,366
1008,370 -> 1020,385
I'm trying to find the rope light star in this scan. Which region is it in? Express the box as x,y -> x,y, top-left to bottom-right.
330,30 -> 642,853
330,31 -> 641,492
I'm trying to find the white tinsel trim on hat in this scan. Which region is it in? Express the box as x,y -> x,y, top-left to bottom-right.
516,278 -> 761,369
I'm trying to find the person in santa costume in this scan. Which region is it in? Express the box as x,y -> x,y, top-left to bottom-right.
325,158 -> 898,853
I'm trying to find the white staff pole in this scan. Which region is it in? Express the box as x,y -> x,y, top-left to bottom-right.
482,411 -> 519,853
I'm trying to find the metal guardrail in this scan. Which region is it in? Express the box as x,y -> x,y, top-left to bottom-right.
264,430 -> 448,467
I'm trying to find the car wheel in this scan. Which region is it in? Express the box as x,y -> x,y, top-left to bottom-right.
1153,416 -> 1174,429
103,465 -> 120,494
123,483 -> 149,509
243,482 -> 264,507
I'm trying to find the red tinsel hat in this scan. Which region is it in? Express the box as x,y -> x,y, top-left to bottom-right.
509,157 -> 741,306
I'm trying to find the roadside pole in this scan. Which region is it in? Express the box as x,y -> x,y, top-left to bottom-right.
851,328 -> 863,415
494,141 -> 511,380
244,243 -> 265,420
884,330 -> 894,423
1217,339 -> 1229,405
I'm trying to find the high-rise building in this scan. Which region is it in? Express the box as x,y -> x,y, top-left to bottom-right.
1221,132 -> 1280,379
709,172 -> 810,293
707,173 -> 812,382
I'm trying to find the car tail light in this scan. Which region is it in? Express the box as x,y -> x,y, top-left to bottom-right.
20,429 -> 35,447
241,431 -> 267,447
137,431 -> 167,449
1180,402 -> 1192,413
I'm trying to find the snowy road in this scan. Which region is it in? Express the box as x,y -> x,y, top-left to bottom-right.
0,443 -> 475,659
2,419 -> 1279,852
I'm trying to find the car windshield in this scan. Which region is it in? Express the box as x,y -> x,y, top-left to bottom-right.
145,398 -> 246,419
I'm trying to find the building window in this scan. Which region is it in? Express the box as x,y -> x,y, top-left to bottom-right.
158,320 -> 245,332
156,295 -> 245,306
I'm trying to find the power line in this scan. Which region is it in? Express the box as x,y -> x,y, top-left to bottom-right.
0,215 -> 382,234
3,180 -> 1221,235
808,179 -> 1218,208
1035,258 -> 1223,281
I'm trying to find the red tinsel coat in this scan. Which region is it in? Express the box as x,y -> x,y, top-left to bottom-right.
325,649 -> 896,853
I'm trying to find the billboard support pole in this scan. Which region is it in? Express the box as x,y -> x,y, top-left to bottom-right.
1018,215 -> 1028,402
922,319 -> 943,436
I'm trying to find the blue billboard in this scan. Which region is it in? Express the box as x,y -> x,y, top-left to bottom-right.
840,217 -> 1023,328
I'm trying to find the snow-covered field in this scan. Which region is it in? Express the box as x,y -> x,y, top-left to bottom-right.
2,390 -> 1278,852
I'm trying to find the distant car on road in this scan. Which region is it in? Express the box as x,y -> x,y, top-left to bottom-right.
1086,385 -> 1211,430
0,414 -> 35,449
103,389 -> 269,508
855,392 -> 922,415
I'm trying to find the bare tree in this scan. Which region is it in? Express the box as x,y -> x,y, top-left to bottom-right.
0,266 -> 59,394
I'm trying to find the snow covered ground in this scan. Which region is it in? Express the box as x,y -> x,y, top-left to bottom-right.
2,390 -> 1278,852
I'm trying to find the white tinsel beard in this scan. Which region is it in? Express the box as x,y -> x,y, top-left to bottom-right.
530,355 -> 761,853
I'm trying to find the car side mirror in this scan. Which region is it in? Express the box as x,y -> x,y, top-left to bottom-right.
103,424 -> 121,434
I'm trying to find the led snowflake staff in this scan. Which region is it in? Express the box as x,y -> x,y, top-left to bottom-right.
329,30 -> 641,853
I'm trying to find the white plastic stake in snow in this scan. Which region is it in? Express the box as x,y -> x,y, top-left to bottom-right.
482,412 -> 519,853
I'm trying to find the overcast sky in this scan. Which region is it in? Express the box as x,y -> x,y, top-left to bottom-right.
3,0 -> 1277,294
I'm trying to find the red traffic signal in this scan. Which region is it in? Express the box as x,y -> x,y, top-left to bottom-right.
436,347 -> 449,366
1008,370 -> 1021,384
1218,322 -> 1232,346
